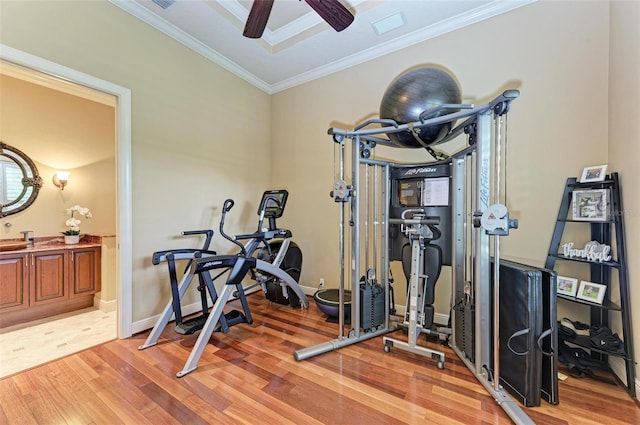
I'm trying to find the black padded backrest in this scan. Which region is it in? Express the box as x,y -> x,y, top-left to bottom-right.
401,242 -> 442,305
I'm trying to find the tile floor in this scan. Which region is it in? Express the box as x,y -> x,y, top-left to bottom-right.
0,307 -> 117,378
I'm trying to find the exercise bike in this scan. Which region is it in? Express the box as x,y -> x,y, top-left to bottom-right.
139,189 -> 308,377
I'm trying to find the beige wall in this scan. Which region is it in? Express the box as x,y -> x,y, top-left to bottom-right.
609,0 -> 640,387
0,0 -> 271,321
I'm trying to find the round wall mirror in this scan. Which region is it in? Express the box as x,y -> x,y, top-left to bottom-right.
0,141 -> 43,217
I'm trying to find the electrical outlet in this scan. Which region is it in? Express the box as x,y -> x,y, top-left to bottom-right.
319,278 -> 325,287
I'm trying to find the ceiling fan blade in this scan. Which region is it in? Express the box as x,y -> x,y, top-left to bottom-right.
304,0 -> 354,32
243,0 -> 275,38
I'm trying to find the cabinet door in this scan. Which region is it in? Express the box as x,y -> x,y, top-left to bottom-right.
70,247 -> 101,297
0,253 -> 29,311
31,250 -> 68,305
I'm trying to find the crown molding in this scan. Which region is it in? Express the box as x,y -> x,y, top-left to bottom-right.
270,0 -> 537,93
110,0 -> 536,95
109,0 -> 271,92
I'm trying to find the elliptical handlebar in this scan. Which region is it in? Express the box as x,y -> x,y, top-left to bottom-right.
259,194 -> 280,211
219,198 -> 247,256
181,229 -> 214,250
223,199 -> 235,213
257,194 -> 281,229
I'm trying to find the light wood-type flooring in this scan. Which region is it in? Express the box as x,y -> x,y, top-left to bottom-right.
1,295 -> 638,424
0,308 -> 117,379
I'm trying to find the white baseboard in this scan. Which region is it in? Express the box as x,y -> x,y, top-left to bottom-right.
610,357 -> 626,384
610,356 -> 639,400
131,287 -> 265,335
133,284 -> 458,335
95,297 -> 117,313
132,285 -> 455,337
300,284 -> 318,296
132,300 -> 204,335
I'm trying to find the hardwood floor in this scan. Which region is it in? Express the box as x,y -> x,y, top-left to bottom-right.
1,295 -> 638,424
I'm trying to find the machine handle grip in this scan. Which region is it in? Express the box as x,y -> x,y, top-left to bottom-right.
180,229 -> 215,251
235,232 -> 262,241
390,209 -> 440,226
389,218 -> 439,225
182,230 -> 213,237
223,199 -> 235,213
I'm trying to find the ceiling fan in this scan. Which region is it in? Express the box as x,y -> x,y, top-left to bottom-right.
243,0 -> 355,39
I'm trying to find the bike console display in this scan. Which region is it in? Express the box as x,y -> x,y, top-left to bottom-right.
258,189 -> 289,219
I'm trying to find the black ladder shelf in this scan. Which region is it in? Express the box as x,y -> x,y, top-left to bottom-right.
545,172 -> 635,397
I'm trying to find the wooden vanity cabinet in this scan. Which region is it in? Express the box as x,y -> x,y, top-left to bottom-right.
31,249 -> 68,306
0,245 -> 101,327
0,252 -> 29,312
69,246 -> 101,297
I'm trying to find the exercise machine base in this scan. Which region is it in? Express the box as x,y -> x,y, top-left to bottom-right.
382,336 -> 445,369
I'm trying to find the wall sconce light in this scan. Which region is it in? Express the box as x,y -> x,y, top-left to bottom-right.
52,171 -> 70,191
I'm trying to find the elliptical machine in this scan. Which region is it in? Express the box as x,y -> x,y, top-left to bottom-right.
139,189 -> 308,377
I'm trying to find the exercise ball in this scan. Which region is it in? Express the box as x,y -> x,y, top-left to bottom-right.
379,67 -> 461,148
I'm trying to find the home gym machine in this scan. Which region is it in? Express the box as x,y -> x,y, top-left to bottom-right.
293,67 -> 536,422
140,190 -> 309,378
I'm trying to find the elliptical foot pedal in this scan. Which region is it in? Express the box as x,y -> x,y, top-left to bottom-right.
175,314 -> 209,335
224,309 -> 250,327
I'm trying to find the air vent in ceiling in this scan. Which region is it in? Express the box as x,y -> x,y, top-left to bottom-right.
152,0 -> 175,10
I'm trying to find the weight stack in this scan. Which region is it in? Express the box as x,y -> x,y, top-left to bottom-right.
360,283 -> 385,331
453,295 -> 475,363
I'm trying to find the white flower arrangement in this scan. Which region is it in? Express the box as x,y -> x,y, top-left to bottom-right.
61,205 -> 92,236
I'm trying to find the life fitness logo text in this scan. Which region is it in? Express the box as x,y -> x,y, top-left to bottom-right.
403,167 -> 437,176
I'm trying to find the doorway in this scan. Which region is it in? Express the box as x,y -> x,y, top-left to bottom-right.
0,46 -> 132,349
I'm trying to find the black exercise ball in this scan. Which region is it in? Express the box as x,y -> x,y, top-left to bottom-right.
379,67 -> 462,148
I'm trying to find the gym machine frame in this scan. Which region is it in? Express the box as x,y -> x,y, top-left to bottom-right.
293,89 -> 536,424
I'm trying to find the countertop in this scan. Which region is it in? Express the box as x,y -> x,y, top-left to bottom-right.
0,235 -> 108,255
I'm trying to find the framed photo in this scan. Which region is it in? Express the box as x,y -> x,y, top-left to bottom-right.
557,275 -> 579,297
576,281 -> 607,304
579,164 -> 607,183
572,189 -> 609,221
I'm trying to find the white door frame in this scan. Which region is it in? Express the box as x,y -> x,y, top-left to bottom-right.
1,44 -> 133,338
